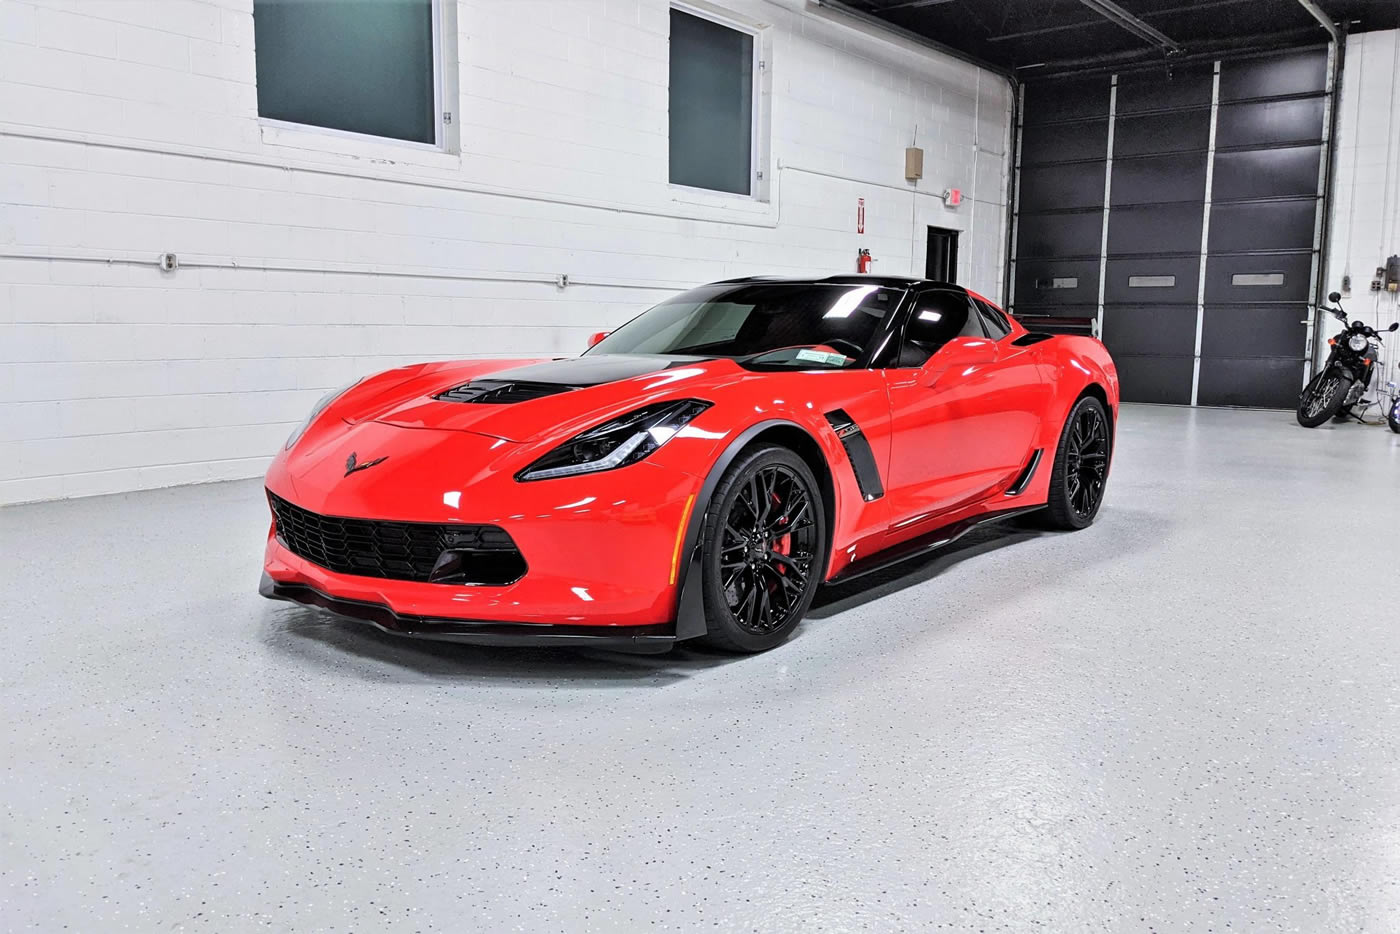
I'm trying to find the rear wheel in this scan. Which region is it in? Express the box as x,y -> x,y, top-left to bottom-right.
1297,371 -> 1351,427
1389,397 -> 1400,433
1039,396 -> 1112,531
700,446 -> 825,653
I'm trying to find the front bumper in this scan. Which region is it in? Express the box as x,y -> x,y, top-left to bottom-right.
261,573 -> 679,653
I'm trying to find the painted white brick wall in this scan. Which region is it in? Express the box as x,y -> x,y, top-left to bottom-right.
0,0 -> 1013,504
1324,28 -> 1400,383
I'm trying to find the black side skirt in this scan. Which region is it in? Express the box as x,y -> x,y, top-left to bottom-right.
828,505 -> 1043,584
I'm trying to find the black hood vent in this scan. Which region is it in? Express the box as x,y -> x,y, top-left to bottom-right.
433,355 -> 715,404
435,380 -> 576,405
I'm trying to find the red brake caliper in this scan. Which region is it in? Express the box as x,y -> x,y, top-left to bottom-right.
771,490 -> 790,574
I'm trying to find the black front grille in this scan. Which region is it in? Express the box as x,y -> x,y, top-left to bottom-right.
435,380 -> 574,404
268,492 -> 526,585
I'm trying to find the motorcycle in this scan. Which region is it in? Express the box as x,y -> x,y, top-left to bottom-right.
1387,365 -> 1400,434
1296,291 -> 1399,428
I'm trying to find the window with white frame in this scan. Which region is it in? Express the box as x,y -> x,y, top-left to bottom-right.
253,0 -> 442,147
669,6 -> 758,196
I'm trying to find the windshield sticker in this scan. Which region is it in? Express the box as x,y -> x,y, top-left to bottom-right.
795,349 -> 849,367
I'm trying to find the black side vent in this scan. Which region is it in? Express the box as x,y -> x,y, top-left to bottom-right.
435,380 -> 575,404
824,409 -> 884,502
1012,332 -> 1056,346
1005,449 -> 1043,496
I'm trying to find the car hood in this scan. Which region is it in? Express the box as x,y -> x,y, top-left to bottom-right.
359,354 -> 745,443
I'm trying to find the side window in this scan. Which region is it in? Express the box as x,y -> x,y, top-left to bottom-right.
894,292 -> 983,368
975,299 -> 1012,339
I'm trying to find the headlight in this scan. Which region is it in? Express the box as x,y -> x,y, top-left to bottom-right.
516,399 -> 711,481
1348,334 -> 1369,352
285,379 -> 361,449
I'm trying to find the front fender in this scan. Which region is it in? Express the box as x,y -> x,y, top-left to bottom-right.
664,401 -> 885,641
668,419 -> 822,641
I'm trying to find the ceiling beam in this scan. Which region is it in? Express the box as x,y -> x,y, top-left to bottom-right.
1020,24 -> 1322,74
1295,0 -> 1341,41
1076,0 -> 1183,52
988,0 -> 1255,43
871,0 -> 957,10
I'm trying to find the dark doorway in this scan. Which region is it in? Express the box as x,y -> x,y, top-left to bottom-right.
926,227 -> 959,283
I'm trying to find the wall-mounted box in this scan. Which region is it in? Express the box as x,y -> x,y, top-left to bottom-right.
905,146 -> 923,181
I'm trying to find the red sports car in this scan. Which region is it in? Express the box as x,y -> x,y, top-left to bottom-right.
261,276 -> 1118,653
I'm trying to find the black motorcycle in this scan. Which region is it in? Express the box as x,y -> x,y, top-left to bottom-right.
1296,292 -> 1399,428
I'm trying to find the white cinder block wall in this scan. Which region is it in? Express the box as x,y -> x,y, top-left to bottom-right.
1325,28 -> 1400,378
0,0 -> 1013,504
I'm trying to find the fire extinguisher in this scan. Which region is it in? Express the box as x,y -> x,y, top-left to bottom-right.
857,249 -> 874,273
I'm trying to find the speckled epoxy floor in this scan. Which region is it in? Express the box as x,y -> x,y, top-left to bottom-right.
4,404 -> 1400,931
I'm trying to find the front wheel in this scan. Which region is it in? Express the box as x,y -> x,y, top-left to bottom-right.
700,445 -> 826,653
1039,395 -> 1112,531
1297,371 -> 1351,427
1389,397 -> 1400,434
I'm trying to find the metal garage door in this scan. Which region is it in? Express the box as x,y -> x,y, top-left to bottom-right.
1009,47 -> 1332,408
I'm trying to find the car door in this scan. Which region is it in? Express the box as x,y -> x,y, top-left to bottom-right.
881,289 -> 1047,539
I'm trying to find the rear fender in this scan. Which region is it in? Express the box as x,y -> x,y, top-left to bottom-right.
1016,336 -> 1119,504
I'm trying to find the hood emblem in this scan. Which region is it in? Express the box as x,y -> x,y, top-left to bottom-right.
344,452 -> 388,477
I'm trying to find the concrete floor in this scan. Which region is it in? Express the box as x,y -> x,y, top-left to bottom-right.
3,404 -> 1399,931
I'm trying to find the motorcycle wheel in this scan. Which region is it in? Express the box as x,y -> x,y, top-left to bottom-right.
1389,398 -> 1400,434
1296,372 -> 1352,428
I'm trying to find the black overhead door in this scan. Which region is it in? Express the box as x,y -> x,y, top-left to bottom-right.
1012,74 -> 1109,339
1104,64 -> 1213,404
1200,49 -> 1328,407
1009,47 -> 1331,408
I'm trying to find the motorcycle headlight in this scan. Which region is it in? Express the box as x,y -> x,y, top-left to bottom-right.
285,379 -> 361,449
516,399 -> 711,481
1348,334 -> 1369,352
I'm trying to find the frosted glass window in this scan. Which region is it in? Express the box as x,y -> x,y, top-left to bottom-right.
1232,273 -> 1285,286
669,8 -> 754,195
254,0 -> 437,145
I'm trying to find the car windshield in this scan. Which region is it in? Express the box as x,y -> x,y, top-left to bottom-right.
587,282 -> 904,369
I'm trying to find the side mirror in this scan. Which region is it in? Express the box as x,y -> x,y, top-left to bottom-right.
1389,322 -> 1399,332
1328,291 -> 1342,303
587,331 -> 609,349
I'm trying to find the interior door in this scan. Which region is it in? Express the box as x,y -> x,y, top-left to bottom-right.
926,226 -> 959,283
882,290 -> 1047,538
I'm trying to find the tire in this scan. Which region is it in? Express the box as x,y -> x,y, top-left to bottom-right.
1039,395 -> 1112,531
1389,398 -> 1400,434
699,445 -> 826,653
1296,372 -> 1351,428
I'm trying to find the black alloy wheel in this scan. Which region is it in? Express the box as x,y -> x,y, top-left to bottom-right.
1296,372 -> 1350,427
1065,403 -> 1110,520
700,446 -> 825,653
1040,396 -> 1112,531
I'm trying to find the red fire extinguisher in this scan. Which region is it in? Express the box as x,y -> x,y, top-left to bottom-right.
857,249 -> 874,273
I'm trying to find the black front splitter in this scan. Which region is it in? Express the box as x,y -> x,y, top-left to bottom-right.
260,574 -> 678,653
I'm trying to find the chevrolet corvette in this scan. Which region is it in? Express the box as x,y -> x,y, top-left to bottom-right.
260,276 -> 1118,653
